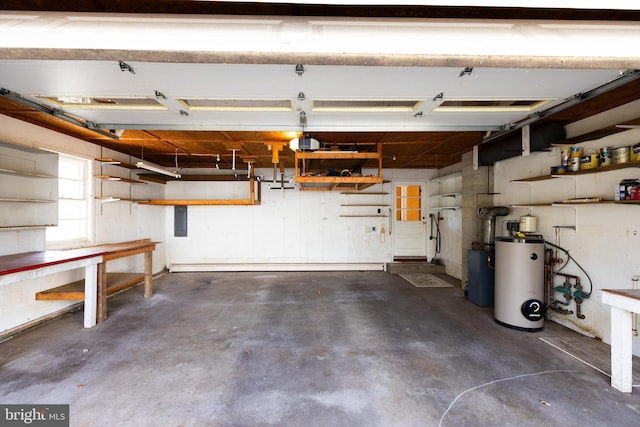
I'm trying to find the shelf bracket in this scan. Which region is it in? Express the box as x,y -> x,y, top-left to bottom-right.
553,225 -> 576,231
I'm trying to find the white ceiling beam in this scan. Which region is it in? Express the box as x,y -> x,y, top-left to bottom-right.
0,12 -> 639,67
223,1 -> 640,9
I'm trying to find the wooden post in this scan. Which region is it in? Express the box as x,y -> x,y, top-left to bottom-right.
96,262 -> 108,323
144,251 -> 153,298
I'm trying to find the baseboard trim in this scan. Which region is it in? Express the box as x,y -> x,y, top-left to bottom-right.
169,263 -> 386,272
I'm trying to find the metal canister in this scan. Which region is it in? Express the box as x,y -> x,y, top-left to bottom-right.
600,146 -> 613,166
560,146 -> 571,167
631,143 -> 640,162
580,153 -> 600,170
613,146 -> 630,164
567,156 -> 580,172
569,146 -> 583,158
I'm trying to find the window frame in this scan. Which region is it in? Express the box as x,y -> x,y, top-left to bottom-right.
46,151 -> 93,249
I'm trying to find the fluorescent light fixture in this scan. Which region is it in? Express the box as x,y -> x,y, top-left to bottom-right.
136,161 -> 181,179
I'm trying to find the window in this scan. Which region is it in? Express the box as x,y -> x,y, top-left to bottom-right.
46,153 -> 92,247
395,185 -> 422,222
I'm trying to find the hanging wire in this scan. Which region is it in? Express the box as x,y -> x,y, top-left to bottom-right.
544,240 -> 593,297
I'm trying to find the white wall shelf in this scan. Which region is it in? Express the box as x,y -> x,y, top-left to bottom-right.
429,173 -> 462,211
430,206 -> 460,211
95,175 -> 147,184
0,167 -> 56,179
339,182 -> 389,218
431,171 -> 462,183
430,192 -> 462,199
0,197 -> 56,203
0,141 -> 58,228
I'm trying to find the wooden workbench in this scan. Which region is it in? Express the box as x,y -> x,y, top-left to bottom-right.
0,239 -> 158,328
93,239 -> 158,323
0,249 -> 103,328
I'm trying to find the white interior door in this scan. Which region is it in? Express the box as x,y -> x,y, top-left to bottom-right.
392,182 -> 428,258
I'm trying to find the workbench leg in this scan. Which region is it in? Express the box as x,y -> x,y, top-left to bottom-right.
97,262 -> 108,323
610,306 -> 633,392
83,264 -> 98,328
144,251 -> 153,298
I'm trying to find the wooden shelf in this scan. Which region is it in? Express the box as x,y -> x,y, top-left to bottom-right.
295,151 -> 380,160
339,214 -> 388,217
36,272 -> 145,301
511,203 -> 556,207
96,158 -> 138,169
512,160 -> 640,182
340,191 -> 389,195
341,203 -> 389,207
140,175 -> 261,206
511,200 -> 640,207
139,199 -> 259,206
614,199 -> 640,204
295,144 -> 383,191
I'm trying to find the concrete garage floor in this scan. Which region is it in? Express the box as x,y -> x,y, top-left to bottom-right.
1,271 -> 639,427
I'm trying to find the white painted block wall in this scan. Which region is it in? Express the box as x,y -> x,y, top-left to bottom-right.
0,116 -> 166,335
164,168 -> 442,268
492,101 -> 640,356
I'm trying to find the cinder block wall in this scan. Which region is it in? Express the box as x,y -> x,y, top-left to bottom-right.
461,152 -> 494,290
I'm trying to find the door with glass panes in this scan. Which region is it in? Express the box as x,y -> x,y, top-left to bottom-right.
393,182 -> 427,258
